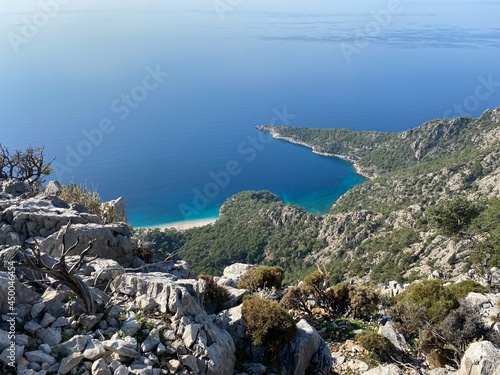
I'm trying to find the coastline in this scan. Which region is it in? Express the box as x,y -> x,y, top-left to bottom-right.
138,218 -> 218,231
263,128 -> 376,180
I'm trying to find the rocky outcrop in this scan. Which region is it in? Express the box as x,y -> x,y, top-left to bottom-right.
0,272 -> 39,314
464,292 -> 500,331
41,222 -> 135,266
280,319 -> 332,375
378,321 -> 407,351
363,364 -> 404,375
103,197 -> 127,223
1,179 -> 31,196
110,272 -> 236,375
217,263 -> 255,288
0,181 -> 134,264
453,341 -> 500,375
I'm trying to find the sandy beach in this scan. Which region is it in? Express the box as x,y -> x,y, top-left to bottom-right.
139,218 -> 218,231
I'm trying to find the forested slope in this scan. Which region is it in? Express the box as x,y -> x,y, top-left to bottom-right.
137,108 -> 500,284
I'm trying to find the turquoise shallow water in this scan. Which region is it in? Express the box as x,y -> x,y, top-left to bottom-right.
1,1 -> 500,226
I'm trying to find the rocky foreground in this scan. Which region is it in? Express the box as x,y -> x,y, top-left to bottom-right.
1,178 -> 500,375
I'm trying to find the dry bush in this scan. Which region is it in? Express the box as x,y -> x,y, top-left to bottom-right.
280,286 -> 311,315
238,265 -> 284,292
198,273 -> 230,313
355,331 -> 398,363
242,295 -> 297,353
60,183 -> 117,224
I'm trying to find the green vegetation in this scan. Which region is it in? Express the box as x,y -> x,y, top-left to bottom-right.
257,125 -> 415,176
281,268 -> 379,320
427,197 -> 484,236
384,278 -> 500,367
392,280 -> 458,327
137,110 -> 500,284
60,183 -> 118,224
355,331 -> 398,363
237,266 -> 284,292
445,279 -> 490,299
135,191 -> 323,279
135,228 -> 186,262
350,228 -> 421,284
471,197 -> 500,268
198,274 -> 230,313
241,295 -> 297,353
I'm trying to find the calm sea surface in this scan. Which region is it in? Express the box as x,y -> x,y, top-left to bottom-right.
1,0 -> 499,226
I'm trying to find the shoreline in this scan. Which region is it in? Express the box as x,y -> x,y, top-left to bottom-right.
263,128 -> 376,180
137,218 -> 218,231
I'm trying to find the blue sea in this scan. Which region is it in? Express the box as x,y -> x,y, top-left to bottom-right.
1,0 -> 500,227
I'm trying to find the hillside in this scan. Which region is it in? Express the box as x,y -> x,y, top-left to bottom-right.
140,108 -> 500,285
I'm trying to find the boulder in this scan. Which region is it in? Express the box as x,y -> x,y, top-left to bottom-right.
41,223 -> 135,266
0,272 -> 39,315
454,341 -> 500,375
82,338 -> 105,360
280,319 -> 332,375
0,344 -> 24,367
58,353 -> 84,375
221,286 -> 249,310
92,358 -> 112,375
24,350 -> 55,365
85,258 -> 125,288
378,321 -> 406,351
103,197 -> 127,223
141,329 -> 160,353
219,263 -> 254,288
54,335 -> 89,357
381,280 -> 405,297
2,196 -> 100,240
1,179 -> 31,196
0,246 -> 20,269
216,305 -> 246,349
110,273 -> 203,316
37,328 -> 61,346
364,364 -> 404,375
40,288 -> 68,317
43,181 -> 62,196
101,338 -> 140,359
464,293 -> 500,331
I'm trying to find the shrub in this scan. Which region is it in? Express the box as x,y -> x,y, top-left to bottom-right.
60,183 -> 102,214
440,302 -> 491,352
427,197 -> 483,236
280,286 -> 311,315
238,266 -> 284,292
445,279 -> 490,300
301,269 -> 334,314
324,282 -> 352,318
393,280 -> 458,325
426,348 -> 451,369
349,285 -> 380,319
60,183 -> 117,224
388,299 -> 428,337
355,331 -> 398,363
241,295 -> 297,352
198,274 -> 230,314
302,270 -> 328,296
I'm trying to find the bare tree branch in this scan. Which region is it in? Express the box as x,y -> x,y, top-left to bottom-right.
20,223 -> 98,314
